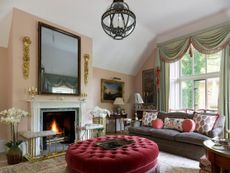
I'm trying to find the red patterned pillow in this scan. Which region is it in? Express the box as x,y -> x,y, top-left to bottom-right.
164,118 -> 184,131
182,119 -> 196,132
193,113 -> 218,134
142,112 -> 158,126
152,118 -> 164,129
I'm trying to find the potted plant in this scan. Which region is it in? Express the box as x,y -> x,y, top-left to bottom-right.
0,107 -> 29,164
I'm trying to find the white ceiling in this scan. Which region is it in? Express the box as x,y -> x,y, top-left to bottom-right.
0,0 -> 230,75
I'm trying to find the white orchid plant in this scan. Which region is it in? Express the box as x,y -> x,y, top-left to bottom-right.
0,107 -> 29,148
90,106 -> 110,118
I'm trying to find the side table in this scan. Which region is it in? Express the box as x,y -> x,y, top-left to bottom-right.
203,140 -> 230,173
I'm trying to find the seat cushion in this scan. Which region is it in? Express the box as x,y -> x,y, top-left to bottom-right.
149,129 -> 180,140
175,132 -> 209,146
128,126 -> 152,136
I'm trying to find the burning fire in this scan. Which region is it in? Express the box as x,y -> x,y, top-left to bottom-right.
50,119 -> 63,134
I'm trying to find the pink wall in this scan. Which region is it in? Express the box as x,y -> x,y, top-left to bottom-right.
2,8 -> 92,135
0,47 -> 11,139
89,67 -> 135,118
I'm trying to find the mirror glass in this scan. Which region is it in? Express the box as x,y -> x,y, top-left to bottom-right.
38,22 -> 81,95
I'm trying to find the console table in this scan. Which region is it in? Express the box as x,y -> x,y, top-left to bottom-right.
107,114 -> 127,133
203,140 -> 230,173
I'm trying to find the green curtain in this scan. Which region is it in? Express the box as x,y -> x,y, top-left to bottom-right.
158,23 -> 230,63
155,23 -> 230,114
158,60 -> 170,112
219,45 -> 230,137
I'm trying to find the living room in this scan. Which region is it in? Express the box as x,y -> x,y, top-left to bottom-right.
0,0 -> 230,172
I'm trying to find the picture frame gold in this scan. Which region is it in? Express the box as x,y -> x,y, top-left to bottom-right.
101,79 -> 124,103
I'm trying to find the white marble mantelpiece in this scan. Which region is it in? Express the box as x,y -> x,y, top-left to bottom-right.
27,98 -> 86,132
26,98 -> 86,156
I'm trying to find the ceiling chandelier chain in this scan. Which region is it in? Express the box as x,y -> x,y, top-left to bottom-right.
101,0 -> 136,40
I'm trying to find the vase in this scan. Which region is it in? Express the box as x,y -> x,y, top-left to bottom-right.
6,147 -> 22,165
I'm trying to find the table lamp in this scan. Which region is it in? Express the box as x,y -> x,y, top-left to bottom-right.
134,93 -> 144,120
113,97 -> 124,114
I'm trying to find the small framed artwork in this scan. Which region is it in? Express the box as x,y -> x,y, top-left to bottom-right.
101,79 -> 124,102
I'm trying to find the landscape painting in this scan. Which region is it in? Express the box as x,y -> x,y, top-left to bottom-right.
101,79 -> 124,102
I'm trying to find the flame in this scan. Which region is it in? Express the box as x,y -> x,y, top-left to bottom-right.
50,119 -> 63,134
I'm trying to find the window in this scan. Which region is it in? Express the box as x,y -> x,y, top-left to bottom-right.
170,46 -> 221,111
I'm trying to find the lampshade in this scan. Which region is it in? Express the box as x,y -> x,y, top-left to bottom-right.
101,0 -> 136,40
113,97 -> 124,105
134,93 -> 144,104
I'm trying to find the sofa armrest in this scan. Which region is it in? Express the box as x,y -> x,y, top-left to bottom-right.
207,127 -> 224,138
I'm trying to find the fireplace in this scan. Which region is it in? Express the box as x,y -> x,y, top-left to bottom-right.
28,99 -> 86,156
41,109 -> 77,144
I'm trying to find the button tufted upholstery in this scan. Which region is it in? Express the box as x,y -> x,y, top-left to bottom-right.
66,135 -> 159,173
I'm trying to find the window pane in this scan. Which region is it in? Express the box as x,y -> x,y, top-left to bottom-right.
181,80 -> 193,109
194,50 -> 205,75
194,80 -> 205,110
207,52 -> 221,73
181,53 -> 192,76
207,78 -> 219,110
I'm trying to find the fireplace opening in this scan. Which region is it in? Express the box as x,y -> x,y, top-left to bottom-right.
42,110 -> 76,150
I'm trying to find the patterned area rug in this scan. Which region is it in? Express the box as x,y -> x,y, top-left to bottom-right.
0,152 -> 199,173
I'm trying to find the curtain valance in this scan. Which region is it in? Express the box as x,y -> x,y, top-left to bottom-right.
158,23 -> 230,63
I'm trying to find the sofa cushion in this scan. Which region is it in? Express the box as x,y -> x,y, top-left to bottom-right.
182,119 -> 196,132
142,111 -> 158,126
149,128 -> 180,140
193,113 -> 218,134
175,132 -> 209,146
164,118 -> 184,131
152,118 -> 164,129
128,126 -> 152,136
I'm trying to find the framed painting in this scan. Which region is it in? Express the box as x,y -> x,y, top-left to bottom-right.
101,79 -> 124,102
142,68 -> 156,105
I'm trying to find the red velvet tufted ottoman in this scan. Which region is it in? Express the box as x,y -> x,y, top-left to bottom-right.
66,135 -> 159,173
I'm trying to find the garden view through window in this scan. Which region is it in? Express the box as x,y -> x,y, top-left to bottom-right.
170,46 -> 221,111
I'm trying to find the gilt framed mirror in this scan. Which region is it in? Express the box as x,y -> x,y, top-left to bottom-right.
38,22 -> 81,95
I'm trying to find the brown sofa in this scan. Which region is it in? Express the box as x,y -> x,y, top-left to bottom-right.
128,111 -> 225,160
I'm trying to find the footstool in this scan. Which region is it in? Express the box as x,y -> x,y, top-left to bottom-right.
66,135 -> 159,173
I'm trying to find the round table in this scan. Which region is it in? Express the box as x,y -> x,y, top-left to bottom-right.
66,135 -> 159,173
204,140 -> 230,173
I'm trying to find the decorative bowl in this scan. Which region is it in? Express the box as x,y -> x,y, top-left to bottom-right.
218,138 -> 230,146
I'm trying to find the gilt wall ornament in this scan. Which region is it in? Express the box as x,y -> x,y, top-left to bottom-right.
84,54 -> 90,85
22,36 -> 32,80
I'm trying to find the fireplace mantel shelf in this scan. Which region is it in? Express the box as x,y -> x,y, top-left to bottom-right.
26,98 -> 86,103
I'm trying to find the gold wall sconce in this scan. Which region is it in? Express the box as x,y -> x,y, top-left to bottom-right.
27,86 -> 37,99
84,54 -> 90,85
22,36 -> 32,80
